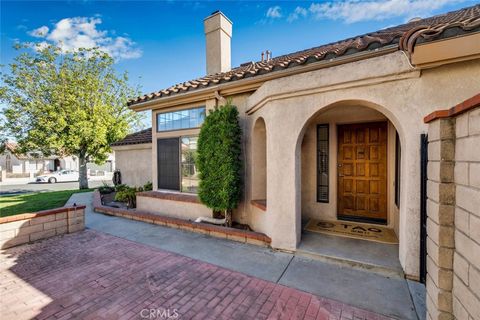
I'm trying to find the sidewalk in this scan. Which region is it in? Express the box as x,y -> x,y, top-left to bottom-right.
67,192 -> 424,320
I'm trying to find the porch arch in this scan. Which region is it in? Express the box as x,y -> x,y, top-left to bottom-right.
292,99 -> 410,267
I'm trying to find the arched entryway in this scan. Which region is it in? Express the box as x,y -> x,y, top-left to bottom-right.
294,100 -> 407,273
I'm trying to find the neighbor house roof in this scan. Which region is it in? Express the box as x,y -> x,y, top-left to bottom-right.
1,141 -> 56,160
128,5 -> 480,107
111,128 -> 152,146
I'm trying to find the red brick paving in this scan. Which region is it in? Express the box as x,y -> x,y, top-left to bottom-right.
0,230 -> 392,320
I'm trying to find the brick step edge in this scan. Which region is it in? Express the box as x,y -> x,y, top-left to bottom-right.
93,190 -> 271,247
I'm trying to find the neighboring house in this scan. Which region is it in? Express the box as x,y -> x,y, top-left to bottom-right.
117,5 -> 480,291
0,141 -> 115,177
111,128 -> 152,187
0,141 -> 78,176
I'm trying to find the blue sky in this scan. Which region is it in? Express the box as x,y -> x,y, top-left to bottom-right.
1,0 -> 477,103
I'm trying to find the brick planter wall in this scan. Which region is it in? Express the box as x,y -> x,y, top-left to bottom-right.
0,206 -> 86,249
425,94 -> 480,320
93,191 -> 271,247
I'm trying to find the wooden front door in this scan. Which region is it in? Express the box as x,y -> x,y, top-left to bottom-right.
337,122 -> 387,223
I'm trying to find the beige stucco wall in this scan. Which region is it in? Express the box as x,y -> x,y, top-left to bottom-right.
244,52 -> 480,278
138,49 -> 480,279
137,194 -> 211,220
113,143 -> 152,187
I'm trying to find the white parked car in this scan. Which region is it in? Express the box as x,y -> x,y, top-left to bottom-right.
36,170 -> 80,183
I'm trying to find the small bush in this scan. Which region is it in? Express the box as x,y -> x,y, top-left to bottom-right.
143,181 -> 153,191
115,186 -> 137,208
98,183 -> 115,195
115,184 -> 128,192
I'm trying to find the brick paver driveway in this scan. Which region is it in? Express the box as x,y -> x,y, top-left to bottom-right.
0,230 -> 391,320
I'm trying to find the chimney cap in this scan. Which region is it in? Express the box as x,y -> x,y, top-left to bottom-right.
204,10 -> 233,24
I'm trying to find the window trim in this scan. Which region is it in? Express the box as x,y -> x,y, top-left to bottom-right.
156,106 -> 206,133
316,124 -> 329,203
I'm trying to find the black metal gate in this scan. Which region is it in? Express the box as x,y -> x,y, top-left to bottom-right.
420,134 -> 428,283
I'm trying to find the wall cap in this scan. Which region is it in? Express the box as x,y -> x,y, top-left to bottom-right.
424,93 -> 480,123
0,205 -> 86,224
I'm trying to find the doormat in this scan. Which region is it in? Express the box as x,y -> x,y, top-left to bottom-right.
305,219 -> 398,244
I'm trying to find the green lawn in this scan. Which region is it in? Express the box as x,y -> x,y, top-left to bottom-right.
0,189 -> 93,217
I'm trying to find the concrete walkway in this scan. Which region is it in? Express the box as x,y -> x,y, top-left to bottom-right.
67,192 -> 425,320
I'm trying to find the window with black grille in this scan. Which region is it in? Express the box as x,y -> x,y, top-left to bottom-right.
157,136 -> 200,193
317,124 -> 329,203
157,138 -> 180,191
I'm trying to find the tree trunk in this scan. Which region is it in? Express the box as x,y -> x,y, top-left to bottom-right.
78,153 -> 89,189
213,210 -> 223,219
225,209 -> 233,228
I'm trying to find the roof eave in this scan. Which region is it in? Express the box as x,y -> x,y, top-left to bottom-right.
128,45 -> 399,112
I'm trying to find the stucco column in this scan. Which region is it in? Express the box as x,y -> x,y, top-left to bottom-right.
266,122 -> 300,251
397,130 -> 422,278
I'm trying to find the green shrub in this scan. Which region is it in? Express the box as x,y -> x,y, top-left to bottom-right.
196,101 -> 242,227
115,186 -> 137,208
143,181 -> 153,191
98,183 -> 115,195
115,184 -> 128,192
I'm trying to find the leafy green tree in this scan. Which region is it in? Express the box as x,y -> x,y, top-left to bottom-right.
196,101 -> 242,227
0,43 -> 141,189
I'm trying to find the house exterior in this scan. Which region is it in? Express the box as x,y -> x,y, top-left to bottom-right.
116,4 -> 480,294
0,141 -> 115,179
111,128 -> 152,187
0,141 -> 78,177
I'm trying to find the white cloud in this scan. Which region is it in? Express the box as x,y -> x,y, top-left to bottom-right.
28,26 -> 49,38
28,17 -> 142,61
266,6 -> 282,19
308,0 -> 467,23
287,6 -> 309,22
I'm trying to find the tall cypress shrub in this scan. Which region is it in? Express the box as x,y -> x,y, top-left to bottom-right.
196,102 -> 242,227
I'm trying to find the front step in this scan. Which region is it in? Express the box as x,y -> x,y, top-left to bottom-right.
295,248 -> 405,279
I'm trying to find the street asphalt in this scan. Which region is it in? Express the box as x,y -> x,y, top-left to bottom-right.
0,180 -> 110,195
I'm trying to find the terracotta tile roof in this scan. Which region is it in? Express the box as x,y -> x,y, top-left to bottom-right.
111,128 -> 152,146
129,5 -> 480,107
1,141 -> 56,160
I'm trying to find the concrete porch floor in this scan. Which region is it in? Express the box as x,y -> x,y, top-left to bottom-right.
298,231 -> 404,278
67,192 -> 425,320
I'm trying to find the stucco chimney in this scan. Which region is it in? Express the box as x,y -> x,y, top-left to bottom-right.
204,11 -> 232,75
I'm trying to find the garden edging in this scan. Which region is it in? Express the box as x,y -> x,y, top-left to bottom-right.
93,190 -> 271,246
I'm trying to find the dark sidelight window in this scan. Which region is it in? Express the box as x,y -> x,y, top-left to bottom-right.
317,124 -> 329,203
157,138 -> 180,190
395,132 -> 401,207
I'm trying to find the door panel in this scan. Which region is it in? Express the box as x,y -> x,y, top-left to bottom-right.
337,122 -> 388,223
157,138 -> 180,190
